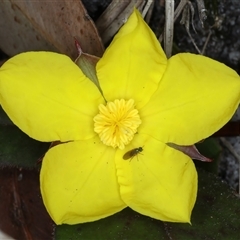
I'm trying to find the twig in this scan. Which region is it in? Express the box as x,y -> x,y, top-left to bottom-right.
159,0 -> 188,43
201,30 -> 212,55
196,0 -> 207,28
142,0 -> 154,18
144,0 -> 154,23
174,0 -> 188,21
164,0 -> 175,58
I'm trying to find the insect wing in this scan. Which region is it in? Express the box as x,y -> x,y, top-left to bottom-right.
123,149 -> 134,160
123,147 -> 143,160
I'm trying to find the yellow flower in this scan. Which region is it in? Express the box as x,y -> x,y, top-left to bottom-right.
0,10 -> 240,225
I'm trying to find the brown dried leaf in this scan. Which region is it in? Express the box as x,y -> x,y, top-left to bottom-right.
0,168 -> 54,240
0,0 -> 104,58
96,0 -> 144,44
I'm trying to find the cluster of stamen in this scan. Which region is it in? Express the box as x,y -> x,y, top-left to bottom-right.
93,99 -> 141,149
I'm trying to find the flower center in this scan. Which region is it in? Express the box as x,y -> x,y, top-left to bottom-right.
93,99 -> 141,149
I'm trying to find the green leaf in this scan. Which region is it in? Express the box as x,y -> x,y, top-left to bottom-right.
55,208 -> 165,240
0,105 -> 13,125
0,106 -> 49,168
0,125 -> 49,168
54,168 -> 240,239
165,168 -> 240,239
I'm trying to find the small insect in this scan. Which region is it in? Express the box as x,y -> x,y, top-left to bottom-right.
123,147 -> 143,161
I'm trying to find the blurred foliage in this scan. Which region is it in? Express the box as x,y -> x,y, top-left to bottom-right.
195,138 -> 222,173
55,168 -> 240,239
0,106 -> 49,168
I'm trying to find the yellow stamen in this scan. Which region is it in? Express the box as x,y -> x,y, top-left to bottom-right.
93,99 -> 141,149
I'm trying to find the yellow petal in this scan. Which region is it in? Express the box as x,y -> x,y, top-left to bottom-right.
96,9 -> 167,108
0,52 -> 103,142
140,53 -> 240,145
40,137 -> 126,225
115,134 -> 197,222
